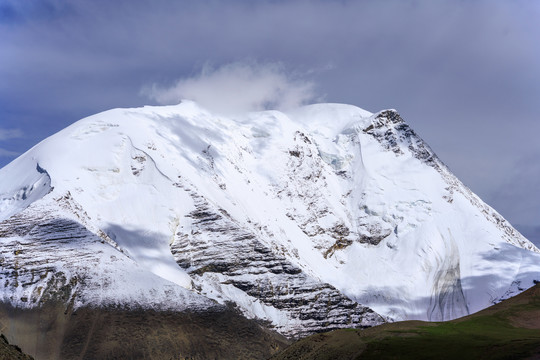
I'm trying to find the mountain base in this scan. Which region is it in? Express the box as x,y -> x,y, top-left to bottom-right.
0,301 -> 289,360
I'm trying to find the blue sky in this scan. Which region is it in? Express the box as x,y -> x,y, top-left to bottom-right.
1,0 -> 539,243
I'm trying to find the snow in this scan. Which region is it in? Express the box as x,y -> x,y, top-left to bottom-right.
0,157 -> 52,222
1,99 -> 539,334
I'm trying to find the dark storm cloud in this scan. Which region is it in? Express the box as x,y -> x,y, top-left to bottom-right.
1,0 -> 539,233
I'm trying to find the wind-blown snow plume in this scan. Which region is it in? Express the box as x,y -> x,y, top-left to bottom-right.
142,62 -> 318,114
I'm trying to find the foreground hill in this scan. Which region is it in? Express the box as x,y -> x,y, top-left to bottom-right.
271,283 -> 540,359
0,334 -> 33,360
0,302 -> 288,359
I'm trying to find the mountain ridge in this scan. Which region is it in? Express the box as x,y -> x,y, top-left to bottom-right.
1,100 -> 539,350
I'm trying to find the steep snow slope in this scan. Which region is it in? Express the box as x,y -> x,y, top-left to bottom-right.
0,100 -> 539,337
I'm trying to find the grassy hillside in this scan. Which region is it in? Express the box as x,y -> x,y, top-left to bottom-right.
271,284 -> 540,360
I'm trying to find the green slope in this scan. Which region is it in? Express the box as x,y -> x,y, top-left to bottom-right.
271,284 -> 540,360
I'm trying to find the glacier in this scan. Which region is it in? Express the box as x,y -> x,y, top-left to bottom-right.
0,100 -> 539,338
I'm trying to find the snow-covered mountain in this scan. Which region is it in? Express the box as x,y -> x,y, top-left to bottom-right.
1,100 -> 539,339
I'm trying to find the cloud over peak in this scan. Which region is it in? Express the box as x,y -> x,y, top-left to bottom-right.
142,62 -> 319,114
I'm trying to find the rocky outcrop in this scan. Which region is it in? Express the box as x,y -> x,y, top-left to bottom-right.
365,109 -> 536,252
171,182 -> 384,338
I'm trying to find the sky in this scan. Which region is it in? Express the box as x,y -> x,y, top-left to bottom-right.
1,0 -> 539,244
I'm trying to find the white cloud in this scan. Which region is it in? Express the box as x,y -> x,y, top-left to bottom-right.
0,128 -> 23,141
0,148 -> 19,158
142,62 -> 319,114
0,129 -> 22,159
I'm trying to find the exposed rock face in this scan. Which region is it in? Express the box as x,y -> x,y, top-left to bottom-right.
0,209 -> 90,309
365,110 -> 435,162
0,199 -> 210,312
366,110 -> 534,251
171,183 -> 384,338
